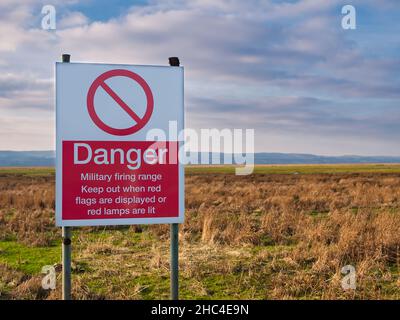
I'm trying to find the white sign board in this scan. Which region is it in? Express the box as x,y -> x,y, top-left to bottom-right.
56,62 -> 184,226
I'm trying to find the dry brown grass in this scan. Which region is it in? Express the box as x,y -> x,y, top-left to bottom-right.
0,173 -> 55,246
0,170 -> 399,299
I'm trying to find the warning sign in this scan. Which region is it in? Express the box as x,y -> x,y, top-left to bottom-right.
56,62 -> 184,226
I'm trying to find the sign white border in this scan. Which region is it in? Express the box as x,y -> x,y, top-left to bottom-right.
55,62 -> 184,227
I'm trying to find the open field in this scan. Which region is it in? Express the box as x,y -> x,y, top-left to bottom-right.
3,163 -> 400,176
0,165 -> 399,299
187,163 -> 400,174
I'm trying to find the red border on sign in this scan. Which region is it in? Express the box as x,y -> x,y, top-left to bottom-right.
87,69 -> 154,136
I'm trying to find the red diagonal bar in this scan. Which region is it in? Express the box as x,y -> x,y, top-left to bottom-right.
100,81 -> 142,124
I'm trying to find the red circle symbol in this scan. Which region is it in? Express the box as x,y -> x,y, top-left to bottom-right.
87,69 -> 154,136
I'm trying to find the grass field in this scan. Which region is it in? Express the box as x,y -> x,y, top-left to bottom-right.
187,163 -> 400,174
0,165 -> 399,299
3,163 -> 400,175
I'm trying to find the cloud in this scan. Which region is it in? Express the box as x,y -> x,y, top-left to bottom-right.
58,11 -> 89,29
0,73 -> 51,96
0,0 -> 399,155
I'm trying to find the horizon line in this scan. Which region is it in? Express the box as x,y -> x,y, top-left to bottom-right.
2,150 -> 400,158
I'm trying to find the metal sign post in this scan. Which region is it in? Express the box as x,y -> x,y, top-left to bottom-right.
61,53 -> 72,300
170,222 -> 179,299
169,57 -> 180,300
62,225 -> 72,300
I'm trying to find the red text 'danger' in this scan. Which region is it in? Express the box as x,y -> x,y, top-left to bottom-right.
73,142 -> 173,170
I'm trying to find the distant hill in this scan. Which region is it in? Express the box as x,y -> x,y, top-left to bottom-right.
253,153 -> 400,164
1,150 -> 400,167
0,151 -> 55,167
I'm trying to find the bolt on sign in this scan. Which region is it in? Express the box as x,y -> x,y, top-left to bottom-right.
56,63 -> 184,226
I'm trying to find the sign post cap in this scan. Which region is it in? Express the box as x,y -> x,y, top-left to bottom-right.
62,54 -> 71,63
168,57 -> 180,67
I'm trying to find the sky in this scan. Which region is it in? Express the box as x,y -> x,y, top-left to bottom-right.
0,0 -> 399,155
